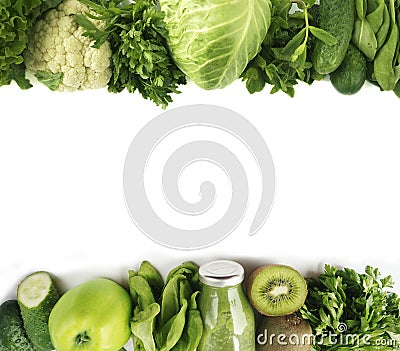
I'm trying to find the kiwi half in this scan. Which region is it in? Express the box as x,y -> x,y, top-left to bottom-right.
247,265 -> 307,316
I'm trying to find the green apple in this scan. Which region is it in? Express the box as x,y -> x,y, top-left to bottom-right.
49,278 -> 132,351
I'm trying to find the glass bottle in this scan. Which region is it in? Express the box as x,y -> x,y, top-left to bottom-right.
198,260 -> 255,351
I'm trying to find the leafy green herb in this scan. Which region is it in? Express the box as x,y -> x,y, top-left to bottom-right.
242,0 -> 336,96
35,71 -> 63,91
75,0 -> 186,108
300,265 -> 400,351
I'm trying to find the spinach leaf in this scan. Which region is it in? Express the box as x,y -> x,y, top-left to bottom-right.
138,261 -> 164,302
353,18 -> 378,60
170,292 -> 203,351
129,275 -> 157,308
352,0 -> 397,63
159,275 -> 184,327
366,0 -> 385,32
166,262 -> 199,291
131,303 -> 160,351
129,273 -> 159,351
394,80 -> 400,96
373,0 -> 399,90
157,281 -> 188,351
376,5 -> 391,49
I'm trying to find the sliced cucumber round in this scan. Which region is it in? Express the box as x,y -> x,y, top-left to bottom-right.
17,271 -> 60,351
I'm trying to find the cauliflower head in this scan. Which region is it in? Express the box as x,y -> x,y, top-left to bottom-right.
24,0 -> 112,91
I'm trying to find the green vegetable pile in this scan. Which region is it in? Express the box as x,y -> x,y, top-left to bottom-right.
1,262 -> 400,351
2,0 -> 400,107
300,265 -> 400,351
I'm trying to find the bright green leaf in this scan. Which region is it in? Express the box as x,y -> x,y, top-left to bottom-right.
309,26 -> 338,46
34,71 -> 63,91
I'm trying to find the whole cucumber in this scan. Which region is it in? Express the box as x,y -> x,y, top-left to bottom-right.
312,0 -> 355,75
330,44 -> 367,95
0,300 -> 36,351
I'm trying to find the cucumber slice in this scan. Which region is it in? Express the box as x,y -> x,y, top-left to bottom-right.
17,271 -> 60,351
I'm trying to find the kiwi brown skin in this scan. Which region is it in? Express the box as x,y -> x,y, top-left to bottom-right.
256,315 -> 313,351
247,265 -> 308,316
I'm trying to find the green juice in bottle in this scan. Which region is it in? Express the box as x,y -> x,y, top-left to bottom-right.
198,260 -> 255,351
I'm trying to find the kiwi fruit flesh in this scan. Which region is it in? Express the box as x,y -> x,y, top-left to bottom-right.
256,315 -> 313,351
247,265 -> 308,316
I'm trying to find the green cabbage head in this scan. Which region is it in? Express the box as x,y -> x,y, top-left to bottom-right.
159,0 -> 271,90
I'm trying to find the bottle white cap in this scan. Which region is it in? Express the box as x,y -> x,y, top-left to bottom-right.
199,260 -> 245,288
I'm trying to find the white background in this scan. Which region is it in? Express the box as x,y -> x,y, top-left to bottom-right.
1,79 -> 400,301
